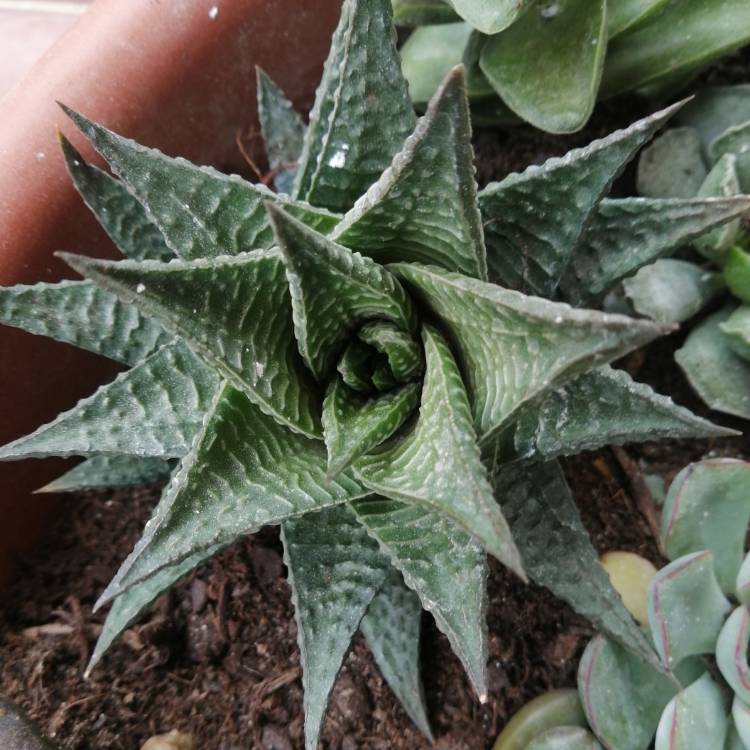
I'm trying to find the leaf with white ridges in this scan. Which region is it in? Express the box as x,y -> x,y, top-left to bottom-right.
493,460 -> 660,668
293,0 -> 416,212
282,505 -> 391,750
502,366 -> 733,462
0,280 -> 170,367
97,384 -> 365,607
333,67 -> 487,279
62,106 -> 338,260
354,325 -> 523,575
60,135 -> 173,262
560,196 -> 748,305
393,263 -> 668,441
478,104 -> 681,296
37,455 -> 172,494
0,342 -> 219,461
357,321 -> 423,382
351,495 -> 489,698
360,568 -> 433,741
267,203 -> 417,381
62,250 -> 322,438
323,379 -> 420,477
256,67 -> 305,195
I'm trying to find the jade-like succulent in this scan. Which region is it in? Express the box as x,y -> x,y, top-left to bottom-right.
0,1 -> 745,746
394,0 -> 750,134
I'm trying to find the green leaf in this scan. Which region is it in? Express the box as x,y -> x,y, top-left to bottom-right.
293,0 -> 416,213
37,455 -> 172,494
503,366 -> 734,462
527,727 -> 603,750
560,196 -> 748,305
717,606 -> 750,704
61,249 -> 322,438
0,280 -> 171,367
323,379 -> 420,477
59,135 -> 173,262
0,342 -> 219,461
448,0 -> 533,34
62,106 -> 338,261
623,259 -> 723,324
647,551 -> 731,668
725,245 -> 750,304
393,263 -> 669,441
726,720 -> 747,750
736,552 -> 750,608
478,104 -> 681,296
675,308 -> 750,420
479,0 -> 607,134
607,0 -> 669,38
351,495 -> 489,698
267,203 -> 417,382
97,384 -> 365,607
282,504 -> 391,750
354,325 -> 523,574
357,321 -> 423,382
360,568 -> 433,741
256,67 -> 305,195
720,306 -> 750,361
493,460 -> 660,669
660,458 -> 750,592
392,0 -> 459,25
333,67 -> 487,279
337,341 -> 375,392
635,127 -> 706,199
710,121 -> 750,192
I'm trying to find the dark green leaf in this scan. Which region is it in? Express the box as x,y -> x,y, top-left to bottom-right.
357,321 -> 423,382
709,120 -> 750,192
392,0 -> 459,25
608,0 -> 669,38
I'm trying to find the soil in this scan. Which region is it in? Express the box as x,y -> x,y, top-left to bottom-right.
2,48 -> 750,750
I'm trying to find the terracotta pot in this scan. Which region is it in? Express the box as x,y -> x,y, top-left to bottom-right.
0,0 -> 341,586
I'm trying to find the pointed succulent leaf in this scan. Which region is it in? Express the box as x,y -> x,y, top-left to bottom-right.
62,249 -> 322,438
676,85 -> 750,155
527,727 -> 603,750
448,0 -> 532,34
293,0 -> 416,212
493,460 -> 660,668
0,342 -> 219,461
479,0 -> 607,134
256,67 -> 305,195
337,341 -> 375,392
357,321 -> 423,382
660,458 -> 750,592
351,495 -> 489,699
37,455 -> 172,494
623,259 -> 724,324
332,67 -> 487,279
608,0 -> 669,38
98,384 -> 366,607
478,104 -> 681,296
737,553 -> 750,608
675,308 -> 750,420
323,379 -> 420,477
63,106 -> 338,260
560,196 -> 748,306
717,606 -> 750,703
267,203 -> 417,381
360,568 -> 433,741
354,325 -> 523,575
502,365 -> 734,462
0,280 -> 170,367
282,504 -> 391,750
655,673 -> 728,750
710,121 -> 750,191
733,696 -> 750,748
60,135 -> 173,262
392,0 -> 459,25
647,551 -> 731,667
720,306 -> 750,362
393,263 -> 669,441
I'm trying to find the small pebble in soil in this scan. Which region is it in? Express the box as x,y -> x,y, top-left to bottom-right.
0,698 -> 57,750
140,729 -> 194,750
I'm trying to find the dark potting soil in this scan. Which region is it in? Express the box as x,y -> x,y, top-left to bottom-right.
2,49 -> 750,750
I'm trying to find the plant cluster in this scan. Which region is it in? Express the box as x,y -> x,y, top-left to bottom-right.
0,1 -> 748,747
395,0 -> 750,133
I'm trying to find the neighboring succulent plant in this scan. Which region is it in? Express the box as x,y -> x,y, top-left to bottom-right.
394,0 -> 750,133
497,458 -> 750,750
0,1 -> 746,746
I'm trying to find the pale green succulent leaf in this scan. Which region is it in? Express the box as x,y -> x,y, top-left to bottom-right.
661,458 -> 750,592
293,0 -> 416,212
717,606 -> 750,704
0,280 -> 170,367
354,325 -> 524,576
447,0 -> 532,34
478,104 -> 681,296
393,263 -> 669,441
351,495 -> 489,698
282,504 -> 391,750
61,249 -> 323,438
720,306 -> 750,362
267,203 -> 417,382
0,342 -> 219,461
736,552 -> 750,608
333,67 -> 487,279
391,0 -> 459,25
710,121 -> 750,191
726,246 -> 750,305
726,722 -> 747,750
527,727 -> 603,750
360,567 -> 433,741
60,134 -> 173,262
323,379 -> 420,477
607,0 -> 669,38
733,696 -> 750,748
357,321 -> 424,382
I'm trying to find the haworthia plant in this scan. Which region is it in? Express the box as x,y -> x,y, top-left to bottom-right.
0,1 -> 740,746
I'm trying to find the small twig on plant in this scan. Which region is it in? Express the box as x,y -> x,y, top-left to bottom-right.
235,127 -> 277,186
